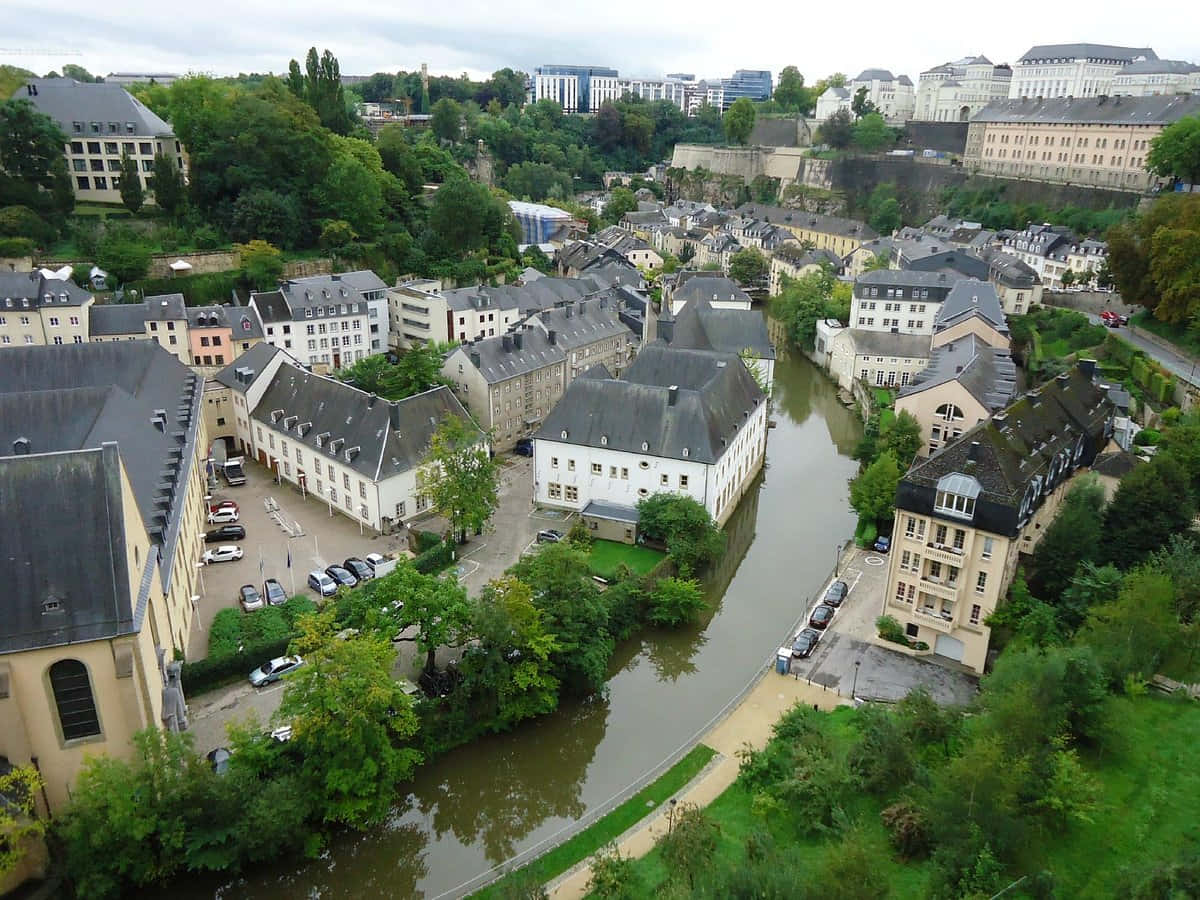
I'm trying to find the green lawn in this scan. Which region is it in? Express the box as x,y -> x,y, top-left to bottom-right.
473,744 -> 716,898
1131,309 -> 1200,357
587,540 -> 665,579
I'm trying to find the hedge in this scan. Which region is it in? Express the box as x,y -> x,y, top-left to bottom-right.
415,530 -> 443,553
413,540 -> 455,574
182,635 -> 294,695
854,517 -> 878,549
0,236 -> 34,257
128,270 -> 242,306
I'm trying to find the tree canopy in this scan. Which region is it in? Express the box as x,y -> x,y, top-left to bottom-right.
417,413 -> 500,544
1147,114 -> 1200,186
1104,193 -> 1200,323
723,98 -> 756,145
636,492 -> 725,577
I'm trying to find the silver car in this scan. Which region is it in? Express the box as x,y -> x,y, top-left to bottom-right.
248,655 -> 304,687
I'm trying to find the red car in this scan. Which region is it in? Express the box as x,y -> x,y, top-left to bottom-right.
209,499 -> 239,514
1100,311 -> 1121,328
809,604 -> 836,630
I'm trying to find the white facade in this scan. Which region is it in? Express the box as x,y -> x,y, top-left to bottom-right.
848,70 -> 916,123
851,292 -> 939,336
915,57 -> 1012,122
533,73 -> 580,112
1111,63 -> 1200,96
448,301 -> 522,344
816,87 -> 851,120
1008,45 -> 1156,99
390,280 -> 449,349
257,304 -> 369,372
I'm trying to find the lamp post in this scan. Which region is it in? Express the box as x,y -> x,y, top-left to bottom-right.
852,659 -> 861,699
834,541 -> 841,577
668,797 -> 678,835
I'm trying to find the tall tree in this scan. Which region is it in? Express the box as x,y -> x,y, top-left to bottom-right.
819,109 -> 854,149
851,87 -> 877,120
376,562 -> 475,675
728,247 -> 769,287
0,99 -> 73,222
853,113 -> 893,152
773,66 -> 811,112
1029,476 -> 1106,605
286,47 -> 353,134
1147,115 -> 1200,186
430,97 -> 462,143
150,152 -> 186,218
850,451 -> 900,526
1102,453 -> 1195,568
417,412 -> 498,544
117,154 -> 144,213
425,178 -> 517,259
723,97 -> 756,145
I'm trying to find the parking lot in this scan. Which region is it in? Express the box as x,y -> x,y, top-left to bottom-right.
189,458 -> 412,659
782,547 -> 979,706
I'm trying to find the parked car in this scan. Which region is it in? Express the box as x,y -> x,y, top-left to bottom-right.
809,604 -> 836,630
364,552 -> 388,574
823,580 -> 849,607
263,578 -> 287,606
202,545 -> 244,564
204,524 -> 246,543
208,499 -> 239,514
1101,310 -> 1122,328
308,570 -> 338,597
248,655 -> 304,687
791,628 -> 822,659
513,438 -> 534,457
537,529 -> 564,543
206,747 -> 232,775
268,725 -> 293,742
239,584 -> 263,612
874,535 -> 891,553
325,565 -> 357,588
343,557 -> 373,581
207,507 -> 240,524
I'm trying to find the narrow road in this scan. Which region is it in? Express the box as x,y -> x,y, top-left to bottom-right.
1086,314 -> 1200,387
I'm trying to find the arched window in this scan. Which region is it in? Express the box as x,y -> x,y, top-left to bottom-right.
49,659 -> 101,741
935,403 -> 965,423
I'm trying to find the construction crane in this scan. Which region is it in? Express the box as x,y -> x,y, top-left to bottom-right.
0,48 -> 84,57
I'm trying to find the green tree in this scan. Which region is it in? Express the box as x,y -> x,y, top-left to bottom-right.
819,108 -> 854,149
280,610 -> 423,827
636,493 -> 726,577
880,409 -> 922,468
426,178 -> 517,260
603,187 -> 637,225
850,86 -> 877,120
649,576 -> 706,628
319,218 -> 358,252
850,451 -> 900,526
230,188 -> 302,247
727,247 -> 768,287
97,229 -> 151,284
62,64 -> 100,82
723,97 -> 756,145
853,112 -> 893,152
587,843 -> 642,899
770,264 -> 842,349
417,412 -> 498,543
1080,571 -> 1179,687
289,47 -> 353,134
0,99 -> 73,224
150,152 -> 187,218
431,97 -> 463,143
376,126 -> 425,198
235,239 -> 284,290
1147,114 -> 1200,186
1102,453 -> 1195,568
117,154 -> 144,214
773,66 -> 813,114
375,562 -> 475,675
1029,475 -> 1106,604
0,764 -> 45,880
656,802 -> 720,891
318,138 -> 385,237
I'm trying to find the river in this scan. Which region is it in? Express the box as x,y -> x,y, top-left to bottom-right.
181,339 -> 863,899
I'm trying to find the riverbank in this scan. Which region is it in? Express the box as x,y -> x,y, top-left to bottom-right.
546,672 -> 850,899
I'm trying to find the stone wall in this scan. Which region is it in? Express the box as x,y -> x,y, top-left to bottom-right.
1042,290 -> 1136,317
146,251 -> 241,279
900,121 -> 970,155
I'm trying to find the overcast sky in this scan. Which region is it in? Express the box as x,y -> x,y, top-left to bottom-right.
6,0 -> 1197,88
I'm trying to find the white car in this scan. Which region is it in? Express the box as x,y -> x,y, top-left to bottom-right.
308,570 -> 338,597
203,545 -> 244,564
207,507 -> 240,524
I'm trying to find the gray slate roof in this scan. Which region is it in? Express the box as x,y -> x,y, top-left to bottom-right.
13,78 -> 173,135
213,342 -> 286,391
856,268 -> 962,290
456,328 -> 564,383
933,280 -> 1009,334
855,69 -> 896,82
528,297 -> 632,352
1116,59 -> 1199,75
734,204 -> 877,240
252,365 -> 478,481
672,275 -> 751,305
774,245 -> 842,267
0,271 -> 92,308
900,333 -> 1017,410
89,294 -> 186,335
1017,44 -> 1157,63
972,94 -> 1200,125
848,330 -> 932,359
535,344 -> 764,464
660,297 -> 774,359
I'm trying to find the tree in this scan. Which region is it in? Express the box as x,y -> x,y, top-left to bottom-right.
117,154 -> 144,214
150,152 -> 187,218
279,610 -> 423,827
587,843 -> 642,899
0,99 -> 73,224
235,239 -> 284,290
636,493 -> 726,577
656,802 -> 719,890
0,764 -> 45,880
319,219 -> 358,252
1102,453 -> 1195,568
723,97 -> 756,145
1147,115 -> 1200,186
288,47 -> 353,134
426,178 -> 517,260
1080,571 -> 1179,687
318,138 -> 385,237
773,66 -> 813,114
880,409 -> 922,467
853,112 -> 893,152
850,87 -> 877,120
1060,268 -> 1077,288
376,126 -> 424,198
727,247 -> 768,287
1029,475 -> 1106,605
819,109 -> 854,149
850,451 -> 900,526
358,72 -> 396,103
869,196 -> 901,234
97,229 -> 151,284
602,187 -> 637,225
61,64 -> 100,82
417,412 -> 498,544
431,97 -> 463,143
375,562 -> 475,675
1103,194 -> 1200,322
649,576 -> 706,628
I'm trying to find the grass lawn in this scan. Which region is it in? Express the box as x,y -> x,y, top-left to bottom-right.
1131,309 -> 1200,357
587,540 -> 665,579
473,744 -> 716,898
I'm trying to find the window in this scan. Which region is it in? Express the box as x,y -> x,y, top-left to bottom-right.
568,460 -> 575,472
970,603 -> 982,625
934,524 -> 947,546
620,467 -> 628,479
330,487 -> 338,503
551,456 -> 558,468
609,465 -> 617,477
591,463 -> 602,475
660,473 -> 669,485
935,490 -> 976,519
952,529 -> 965,550
343,473 -> 350,489
548,482 -> 562,499
679,474 -> 689,488
565,485 -> 578,501
900,550 -> 911,570
905,516 -> 917,538
895,581 -> 910,604
975,572 -> 988,594
981,537 -> 994,560
49,659 -> 101,741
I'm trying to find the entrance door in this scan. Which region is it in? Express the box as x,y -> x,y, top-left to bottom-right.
332,350 -> 341,369
935,633 -> 965,662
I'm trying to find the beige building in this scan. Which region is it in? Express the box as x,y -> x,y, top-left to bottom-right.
966,94 -> 1200,191
1111,59 -> 1200,97
0,342 -> 208,811
734,204 -> 878,257
0,271 -> 94,348
769,246 -> 841,296
90,293 -> 192,364
881,366 -> 1111,672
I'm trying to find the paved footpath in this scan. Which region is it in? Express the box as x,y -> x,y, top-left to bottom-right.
546,673 -> 849,898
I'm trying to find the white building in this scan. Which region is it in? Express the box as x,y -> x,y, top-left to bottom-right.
849,69 -> 916,123
1008,43 -> 1157,99
389,279 -> 448,349
213,345 -> 483,534
1111,60 -> 1200,96
664,274 -> 752,316
915,56 -> 1012,122
532,343 -> 768,532
531,73 -> 579,112
816,86 -> 852,121
850,270 -> 962,336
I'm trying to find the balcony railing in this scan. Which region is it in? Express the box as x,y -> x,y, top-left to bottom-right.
919,576 -> 960,601
924,542 -> 965,564
913,605 -> 955,632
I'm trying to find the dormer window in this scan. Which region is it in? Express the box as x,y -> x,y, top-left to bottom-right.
600,435 -> 608,446
934,472 -> 980,520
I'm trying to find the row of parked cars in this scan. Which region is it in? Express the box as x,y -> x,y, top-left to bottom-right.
791,579 -> 849,659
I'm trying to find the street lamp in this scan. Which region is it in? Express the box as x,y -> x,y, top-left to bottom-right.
668,797 -> 678,835
852,659 -> 861,699
834,542 -> 841,577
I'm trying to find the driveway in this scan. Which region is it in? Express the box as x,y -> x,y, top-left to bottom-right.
1085,313 -> 1200,388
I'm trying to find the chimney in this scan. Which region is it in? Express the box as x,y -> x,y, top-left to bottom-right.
12,437 -> 30,455
968,441 -> 980,461
367,393 -> 377,407
502,335 -> 513,352
388,404 -> 402,430
469,350 -> 481,367
668,384 -> 679,406
1077,358 -> 1097,380
548,330 -> 557,345
513,332 -> 523,350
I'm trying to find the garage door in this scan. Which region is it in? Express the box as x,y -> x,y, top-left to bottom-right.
935,633 -> 965,662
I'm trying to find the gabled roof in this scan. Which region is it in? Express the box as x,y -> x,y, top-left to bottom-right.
534,344 -> 764,464
89,295 -> 185,335
454,329 -> 564,384
213,342 -> 287,391
734,204 -> 877,240
660,296 -> 774,359
973,94 -> 1200,125
855,69 -> 896,82
672,275 -> 751,305
1091,448 -> 1140,478
899,333 -> 1017,410
856,268 -> 961,290
528,297 -> 632,352
13,78 -> 173,135
848,330 -> 933,359
1017,44 -> 1157,63
774,244 -> 842,267
0,271 -> 92,308
933,280 -> 1008,334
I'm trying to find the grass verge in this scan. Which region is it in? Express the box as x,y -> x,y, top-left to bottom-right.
587,540 -> 666,580
1131,309 -> 1200,357
472,743 -> 717,898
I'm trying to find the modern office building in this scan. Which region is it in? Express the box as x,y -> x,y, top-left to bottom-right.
529,65 -> 620,113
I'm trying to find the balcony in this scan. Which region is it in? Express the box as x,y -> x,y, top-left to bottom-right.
924,542 -> 965,565
913,605 -> 956,633
919,576 -> 960,601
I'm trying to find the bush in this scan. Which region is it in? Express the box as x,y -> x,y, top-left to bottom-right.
280,594 -> 317,627
181,635 -> 294,694
881,800 -> 931,859
877,615 -> 907,645
207,608 -> 245,658
1134,428 -> 1162,446
415,529 -> 442,553
128,271 -> 242,306
413,540 -> 455,574
855,517 -> 878,549
0,236 -> 34,257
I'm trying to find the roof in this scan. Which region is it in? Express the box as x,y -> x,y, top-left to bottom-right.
734,204 -> 877,240
977,247 -> 1040,287
444,276 -> 607,316
660,296 -> 774,359
933,280 -> 1008,334
528,297 -> 632,352
0,445 -> 136,654
856,268 -> 963,290
897,75 -> 914,86
457,328 -> 563,383
0,271 -> 92,308
672,275 -> 751,306
972,94 -> 1200,125
822,86 -> 851,98
849,329 -> 933,359
1116,59 -> 1200,76
508,200 -> 572,220
213,342 -> 286,391
582,500 -> 640,523
899,333 -> 1018,410
535,344 -> 764,465
89,295 -> 185,335
855,69 -> 896,82
1091,448 -> 1140,478
1017,44 -> 1157,63
774,244 -> 842,267
252,364 -> 479,481
12,79 -> 174,135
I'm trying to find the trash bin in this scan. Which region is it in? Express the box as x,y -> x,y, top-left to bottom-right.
776,649 -> 792,675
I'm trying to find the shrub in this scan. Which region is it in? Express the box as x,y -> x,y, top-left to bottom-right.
128,271 -> 241,306
181,635 -> 293,694
0,236 -> 35,257
413,540 -> 455,574
1134,428 -> 1162,446
876,615 -> 907,645
855,517 -> 878,549
242,606 -> 291,645
280,594 -> 317,628
881,800 -> 931,859
415,529 -> 442,553
207,608 -> 245,659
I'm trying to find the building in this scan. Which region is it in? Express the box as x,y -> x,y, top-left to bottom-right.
90,293 -> 191,365
104,73 -> 180,87
929,280 -> 1010,350
847,69 -> 916,123
965,94 -> 1200,192
593,226 -> 665,269
441,297 -> 634,450
212,347 -> 481,533
664,273 -> 752,315
1008,43 -> 1157,100
0,271 -> 93,347
897,334 -> 1018,458
976,248 -> 1043,315
842,238 -> 896,279
656,295 -> 776,392
1111,60 -> 1200,97
13,78 -> 186,205
389,279 -> 448,349
734,204 -> 877,256
769,246 -> 841,295
881,366 -> 1112,672
720,69 -> 774,107
532,343 -> 768,532
915,56 -> 1012,122
827,329 -> 933,391
529,65 -> 620,113
509,201 -> 574,246
0,342 -> 208,810
249,271 -> 384,373
815,86 -> 852,121
850,269 -> 961,336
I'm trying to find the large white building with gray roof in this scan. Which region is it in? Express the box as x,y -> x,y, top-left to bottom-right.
532,343 -> 768,533
1008,43 -> 1157,99
915,56 -> 1012,122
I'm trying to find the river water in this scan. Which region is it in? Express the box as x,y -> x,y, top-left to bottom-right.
182,340 -> 862,899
